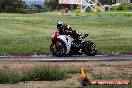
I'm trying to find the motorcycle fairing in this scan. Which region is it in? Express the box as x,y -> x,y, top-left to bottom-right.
52,31 -> 59,41
57,35 -> 74,54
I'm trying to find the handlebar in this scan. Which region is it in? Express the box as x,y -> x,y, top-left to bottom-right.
73,30 -> 89,39
81,34 -> 89,38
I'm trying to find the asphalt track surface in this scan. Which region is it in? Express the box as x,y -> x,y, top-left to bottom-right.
0,55 -> 132,61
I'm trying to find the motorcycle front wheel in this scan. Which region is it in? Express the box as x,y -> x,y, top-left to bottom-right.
83,41 -> 97,56
50,42 -> 66,57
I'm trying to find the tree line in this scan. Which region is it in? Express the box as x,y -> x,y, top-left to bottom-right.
0,0 -> 27,13
0,0 -> 45,13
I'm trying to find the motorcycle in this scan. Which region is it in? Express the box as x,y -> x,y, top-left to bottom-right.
50,30 -> 97,57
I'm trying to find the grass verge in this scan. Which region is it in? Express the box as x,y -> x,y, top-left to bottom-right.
65,12 -> 132,17
0,69 -> 21,84
22,66 -> 67,81
0,66 -> 68,84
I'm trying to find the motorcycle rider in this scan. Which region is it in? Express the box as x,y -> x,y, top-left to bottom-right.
56,21 -> 82,40
57,21 -> 73,36
56,21 -> 83,53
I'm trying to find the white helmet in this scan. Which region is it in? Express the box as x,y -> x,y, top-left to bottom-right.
57,21 -> 64,29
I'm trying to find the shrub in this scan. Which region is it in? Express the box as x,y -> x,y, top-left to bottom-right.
22,66 -> 67,81
75,6 -> 81,16
75,7 -> 81,13
95,6 -> 101,12
0,69 -> 22,84
0,66 -> 80,84
124,3 -> 132,10
115,3 -> 130,10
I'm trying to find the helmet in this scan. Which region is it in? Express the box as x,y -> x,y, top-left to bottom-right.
57,21 -> 64,29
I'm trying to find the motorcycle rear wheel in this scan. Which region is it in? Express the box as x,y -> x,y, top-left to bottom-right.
50,42 -> 66,57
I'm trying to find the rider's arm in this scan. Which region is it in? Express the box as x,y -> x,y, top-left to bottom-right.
65,25 -> 73,35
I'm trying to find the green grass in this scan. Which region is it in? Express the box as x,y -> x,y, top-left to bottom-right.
65,11 -> 132,17
107,10 -> 132,12
22,66 -> 67,81
0,12 -> 132,53
0,69 -> 21,84
0,65 -> 82,84
0,65 -> 70,84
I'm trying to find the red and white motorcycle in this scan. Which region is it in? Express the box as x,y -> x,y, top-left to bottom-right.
50,30 -> 97,57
